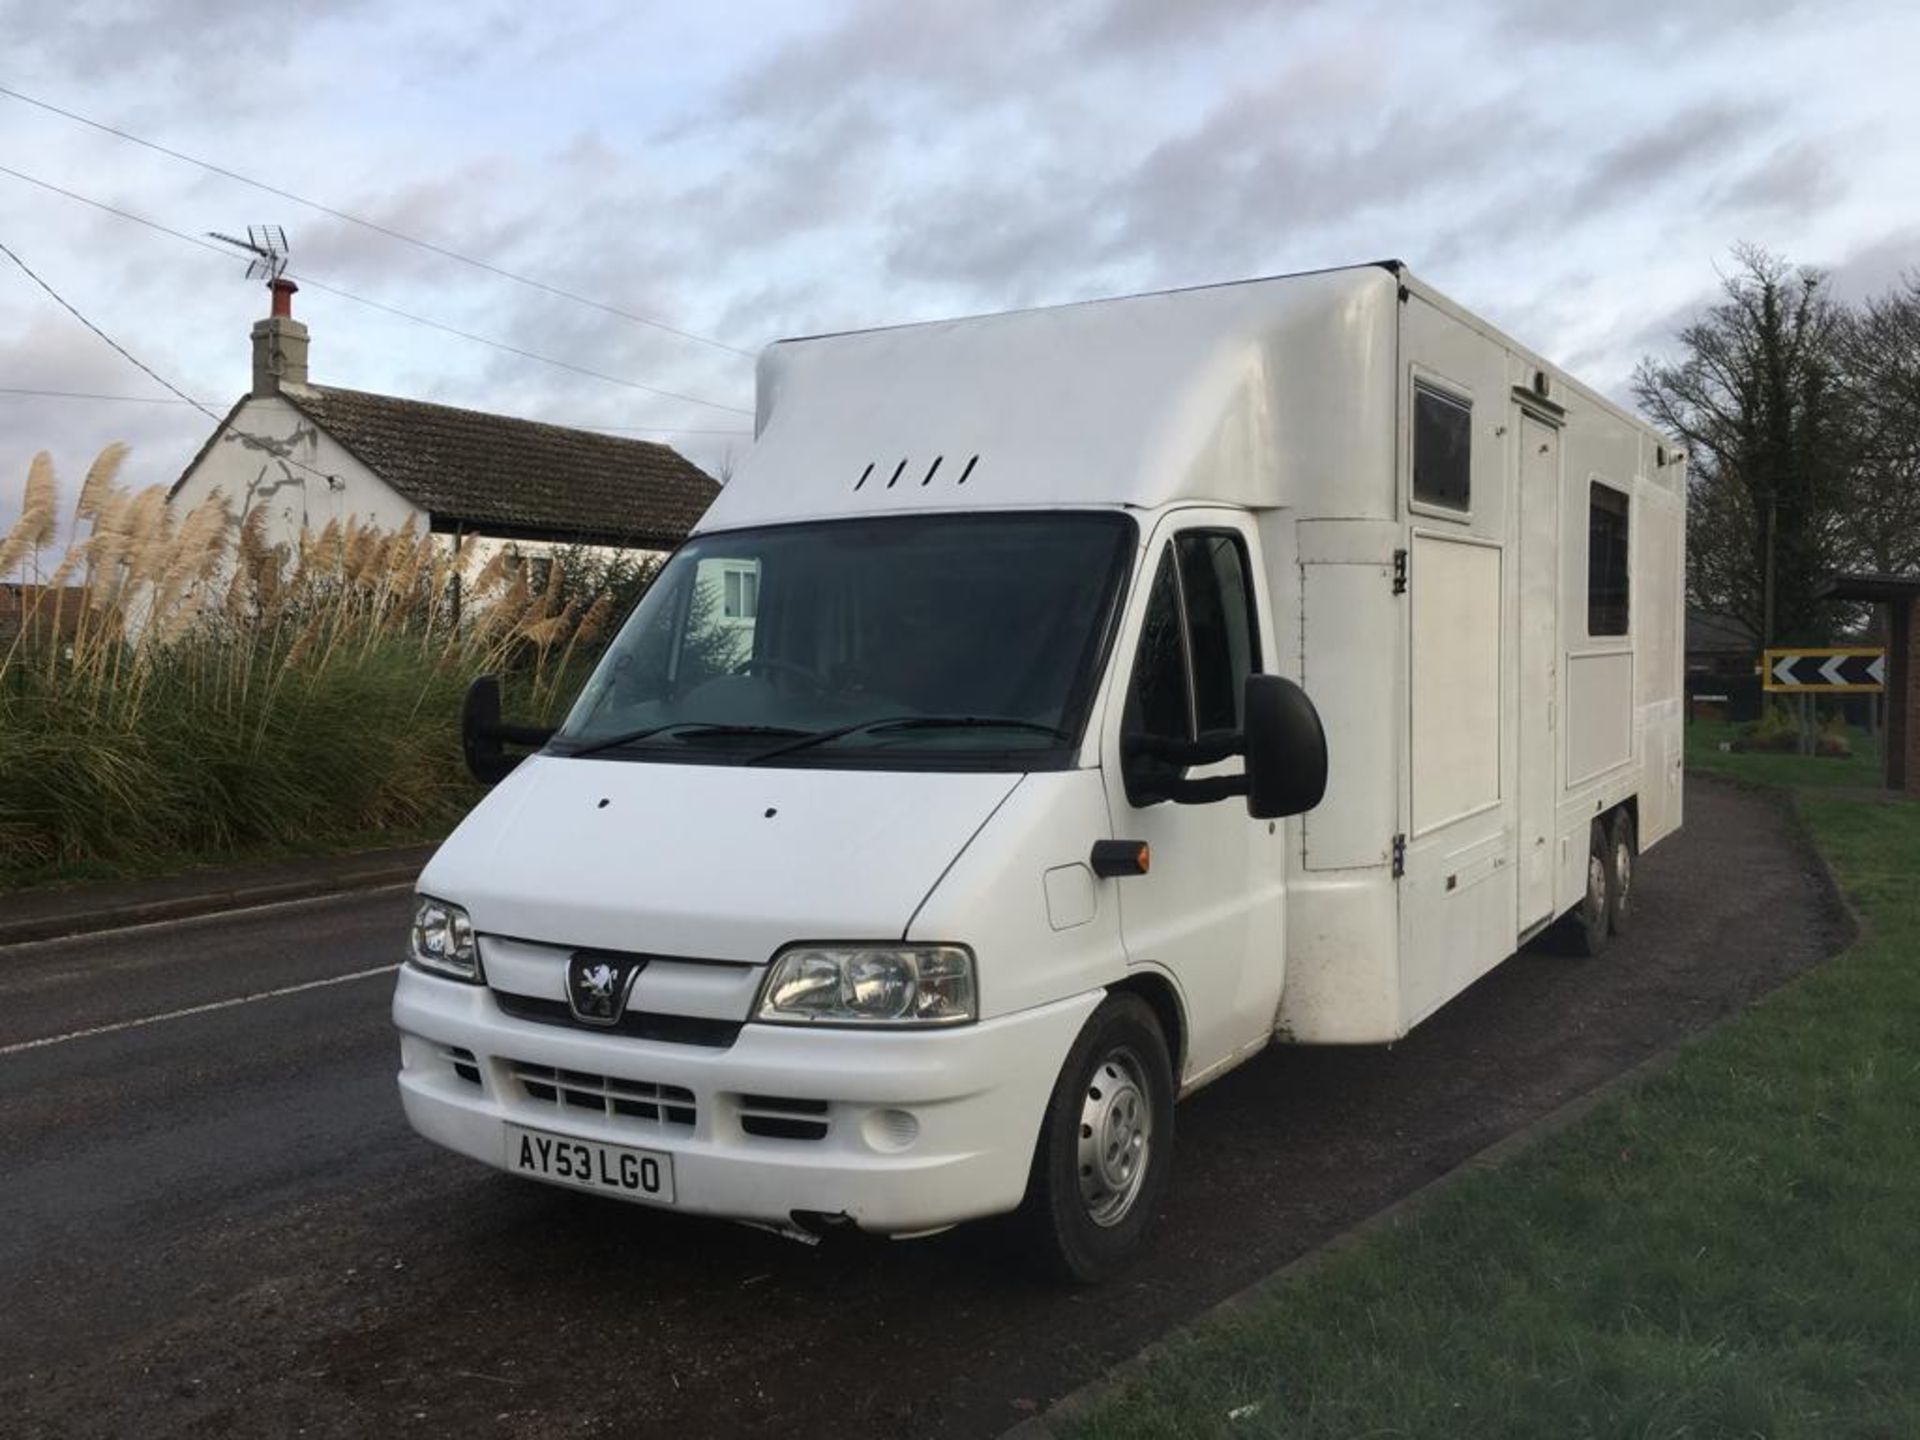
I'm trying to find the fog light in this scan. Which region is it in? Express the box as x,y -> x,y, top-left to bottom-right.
862,1107 -> 920,1152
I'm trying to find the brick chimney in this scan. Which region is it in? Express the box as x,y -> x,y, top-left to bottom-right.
251,278 -> 309,396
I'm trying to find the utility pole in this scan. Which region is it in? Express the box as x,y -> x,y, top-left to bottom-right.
1762,492 -> 1777,649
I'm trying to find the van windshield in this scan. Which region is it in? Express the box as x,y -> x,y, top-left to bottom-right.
551,511 -> 1136,769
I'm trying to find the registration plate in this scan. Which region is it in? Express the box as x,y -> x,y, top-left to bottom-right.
506,1124 -> 675,1203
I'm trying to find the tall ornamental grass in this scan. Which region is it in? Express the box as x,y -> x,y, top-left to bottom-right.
0,445 -> 636,881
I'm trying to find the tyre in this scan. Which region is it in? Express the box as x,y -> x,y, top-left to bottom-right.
1565,819 -> 1612,958
1607,810 -> 1637,936
1018,992 -> 1175,1283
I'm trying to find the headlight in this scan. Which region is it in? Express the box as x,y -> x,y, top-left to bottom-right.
408,895 -> 481,982
755,944 -> 975,1026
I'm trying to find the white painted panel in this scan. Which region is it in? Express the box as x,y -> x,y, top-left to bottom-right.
1410,536 -> 1501,835
1567,651 -> 1633,784
1302,562 -> 1398,870
632,960 -> 767,1021
1635,489 -> 1682,709
169,394 -> 421,552
422,755 -> 1019,965
1277,870 -> 1402,1042
1399,829 -> 1512,1030
476,936 -> 568,1000
1634,485 -> 1686,848
714,268 -> 1401,530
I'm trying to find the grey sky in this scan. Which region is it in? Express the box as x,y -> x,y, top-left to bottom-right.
1,0 -> 1915,536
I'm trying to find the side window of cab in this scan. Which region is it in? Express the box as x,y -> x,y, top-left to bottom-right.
1121,530 -> 1261,805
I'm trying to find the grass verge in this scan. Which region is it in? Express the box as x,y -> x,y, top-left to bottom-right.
1684,717 -> 1885,789
1064,764 -> 1918,1440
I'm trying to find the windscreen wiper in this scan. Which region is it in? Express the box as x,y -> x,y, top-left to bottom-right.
564,722 -> 807,759
745,715 -> 1073,765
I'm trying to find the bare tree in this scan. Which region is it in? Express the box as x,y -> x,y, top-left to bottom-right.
1634,245 -> 1855,645
1835,272 -> 1920,578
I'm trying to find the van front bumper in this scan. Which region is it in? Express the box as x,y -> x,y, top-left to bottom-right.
392,967 -> 1100,1234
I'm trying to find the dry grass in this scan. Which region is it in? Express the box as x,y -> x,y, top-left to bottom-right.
0,445 -> 644,882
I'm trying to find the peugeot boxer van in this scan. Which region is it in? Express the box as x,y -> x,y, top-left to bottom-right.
392,262 -> 1685,1278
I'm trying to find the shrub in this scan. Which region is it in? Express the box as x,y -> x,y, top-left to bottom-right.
1732,703 -> 1854,759
1733,703 -> 1802,754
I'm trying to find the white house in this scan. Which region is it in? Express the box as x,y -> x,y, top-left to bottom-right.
169,279 -> 720,557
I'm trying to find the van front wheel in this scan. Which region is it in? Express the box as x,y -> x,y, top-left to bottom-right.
1018,992 -> 1174,1283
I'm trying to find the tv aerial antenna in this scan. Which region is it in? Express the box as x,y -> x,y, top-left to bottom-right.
207,225 -> 290,283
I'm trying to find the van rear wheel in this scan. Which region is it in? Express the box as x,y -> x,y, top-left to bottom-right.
1018,992 -> 1174,1283
1607,811 -> 1637,935
1566,819 -> 1612,957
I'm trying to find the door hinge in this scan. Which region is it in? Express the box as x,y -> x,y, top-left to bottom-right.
1391,833 -> 1406,877
1392,548 -> 1408,595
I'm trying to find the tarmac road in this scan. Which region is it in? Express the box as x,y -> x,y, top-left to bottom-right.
0,778 -> 1847,1439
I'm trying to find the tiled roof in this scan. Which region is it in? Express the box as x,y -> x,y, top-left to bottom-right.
282,385 -> 719,548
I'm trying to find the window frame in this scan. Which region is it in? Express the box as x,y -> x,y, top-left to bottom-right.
1124,525 -> 1264,748
1125,547 -> 1196,747
1586,477 -> 1632,639
1408,371 -> 1475,523
1175,528 -> 1264,737
718,561 -> 759,622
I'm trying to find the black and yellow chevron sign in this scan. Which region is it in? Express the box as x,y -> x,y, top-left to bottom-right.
1761,646 -> 1887,693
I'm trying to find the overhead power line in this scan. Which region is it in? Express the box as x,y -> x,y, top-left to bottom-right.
0,384 -> 751,436
0,240 -> 224,422
0,239 -> 746,526
0,236 -> 342,487
0,163 -> 753,416
0,81 -> 755,361
0,385 -> 208,405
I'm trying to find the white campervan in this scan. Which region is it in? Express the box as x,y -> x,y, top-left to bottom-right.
393,262 -> 1686,1279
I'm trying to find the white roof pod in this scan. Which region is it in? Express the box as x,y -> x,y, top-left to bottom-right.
699,263 -> 1405,532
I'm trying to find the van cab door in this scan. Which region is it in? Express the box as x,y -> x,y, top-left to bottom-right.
1100,512 -> 1286,1088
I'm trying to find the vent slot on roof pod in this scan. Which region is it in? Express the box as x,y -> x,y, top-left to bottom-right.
851,454 -> 980,491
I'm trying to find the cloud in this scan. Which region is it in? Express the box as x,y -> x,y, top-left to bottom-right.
1492,0 -> 1808,47
1084,0 -> 1315,53
0,0 -> 368,111
1098,91 -> 1535,282
1827,226 -> 1920,303
2,0 -> 1915,539
1714,137 -> 1845,218
1564,101 -> 1769,214
0,313 -> 209,541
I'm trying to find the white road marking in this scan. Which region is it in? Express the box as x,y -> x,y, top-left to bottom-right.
0,962 -> 401,1057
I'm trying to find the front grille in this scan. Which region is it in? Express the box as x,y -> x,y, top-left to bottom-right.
738,1094 -> 830,1141
492,991 -> 742,1049
445,1046 -> 482,1087
510,1060 -> 695,1130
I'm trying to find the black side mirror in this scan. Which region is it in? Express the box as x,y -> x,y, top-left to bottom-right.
462,675 -> 557,785
1243,673 -> 1327,819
